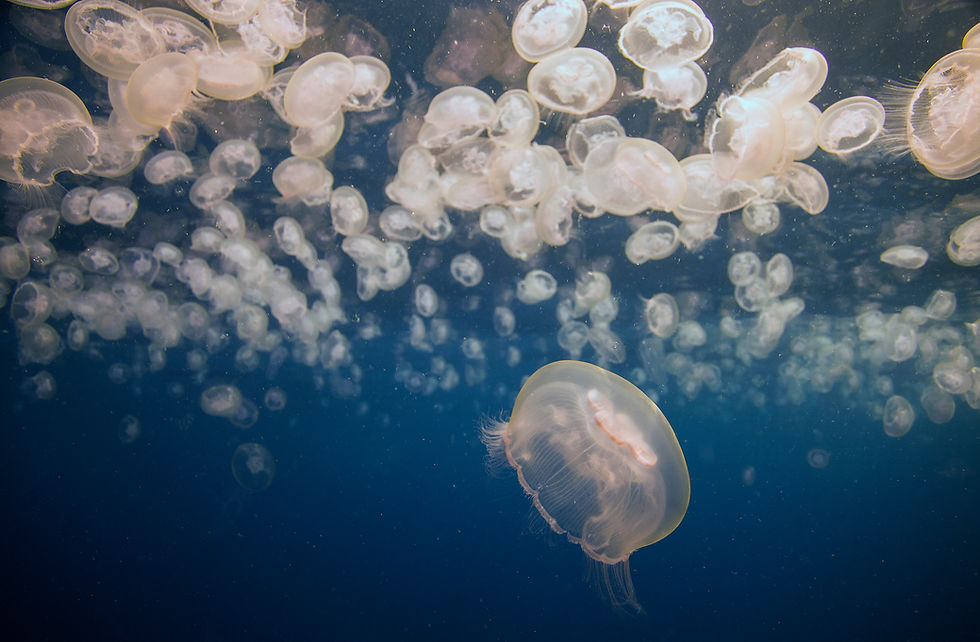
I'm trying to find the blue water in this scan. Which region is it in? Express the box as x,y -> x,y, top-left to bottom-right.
2,0 -> 980,640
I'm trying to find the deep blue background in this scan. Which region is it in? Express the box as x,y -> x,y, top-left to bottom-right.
1,0 -> 979,640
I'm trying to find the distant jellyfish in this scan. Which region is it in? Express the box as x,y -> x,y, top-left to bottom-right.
264,387 -> 287,411
201,384 -> 244,418
117,415 -> 141,444
483,360 -> 690,608
946,215 -> 980,266
880,244 -> 928,269
22,370 -> 56,401
643,293 -> 679,339
807,448 -> 830,469
232,442 -> 276,492
883,395 -> 915,437
450,253 -> 484,287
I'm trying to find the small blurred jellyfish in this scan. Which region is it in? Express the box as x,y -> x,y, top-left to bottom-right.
21,370 -> 56,400
807,448 -> 830,469
742,466 -> 756,486
117,415 -> 141,444
231,443 -> 276,492
264,387 -> 288,411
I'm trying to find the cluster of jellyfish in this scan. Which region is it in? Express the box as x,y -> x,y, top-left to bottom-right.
0,0 -> 978,605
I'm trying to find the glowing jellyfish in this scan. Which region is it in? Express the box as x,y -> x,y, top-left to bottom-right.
65,0 -> 165,80
643,293 -> 680,338
921,386 -> 955,424
636,62 -> 709,115
708,95 -> 786,181
144,150 -> 194,185
625,221 -> 681,264
193,41 -> 272,101
516,269 -> 558,304
882,395 -> 915,437
231,442 -> 276,492
201,384 -> 244,418
527,47 -> 616,115
946,215 -> 980,266
880,245 -> 929,269
284,52 -> 355,127
816,96 -> 886,155
125,53 -> 198,129
185,0 -> 261,25
450,253 -> 484,287
0,77 -> 97,186
738,47 -> 828,111
88,186 -> 138,228
583,137 -> 686,216
904,49 -> 980,180
727,251 -> 762,286
483,360 -> 689,607
617,0 -> 714,70
141,6 -> 218,57
511,0 -> 588,63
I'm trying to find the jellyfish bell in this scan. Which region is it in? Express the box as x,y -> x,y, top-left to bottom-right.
124,53 -> 199,129
903,49 -> 980,180
617,0 -> 714,71
511,0 -> 588,63
527,47 -> 616,115
483,360 -> 690,608
232,443 -> 276,491
0,76 -> 98,188
65,0 -> 165,80
816,96 -> 886,155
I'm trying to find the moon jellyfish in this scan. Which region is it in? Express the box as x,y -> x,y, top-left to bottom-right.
816,96 -> 886,155
511,0 -> 588,63
903,49 -> 980,180
117,415 -> 141,444
0,77 -> 97,186
617,0 -> 714,70
880,245 -> 929,269
807,448 -> 830,469
625,221 -> 681,264
231,443 -> 276,492
450,253 -> 484,287
946,215 -> 980,266
284,52 -> 356,127
264,387 -> 287,411
516,269 -> 558,304
201,384 -> 244,419
483,360 -> 690,608
643,293 -> 680,339
883,395 -> 915,437
527,47 -> 616,115
65,0 -> 164,80
125,53 -> 198,129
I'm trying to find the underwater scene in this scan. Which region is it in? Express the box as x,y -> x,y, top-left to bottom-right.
1,0 -> 979,639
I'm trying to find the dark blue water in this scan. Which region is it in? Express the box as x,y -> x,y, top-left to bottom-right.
2,0 -> 979,640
